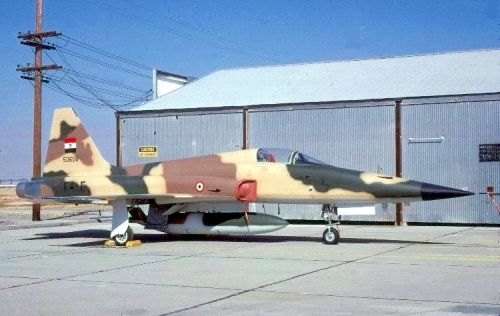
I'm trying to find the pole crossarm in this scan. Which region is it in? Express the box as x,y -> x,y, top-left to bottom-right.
20,76 -> 50,83
17,31 -> 62,40
16,64 -> 62,72
20,40 -> 56,50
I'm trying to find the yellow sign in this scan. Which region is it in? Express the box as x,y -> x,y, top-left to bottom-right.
139,146 -> 157,157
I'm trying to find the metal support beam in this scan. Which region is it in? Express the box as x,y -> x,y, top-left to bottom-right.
242,109 -> 249,150
116,114 -> 122,167
395,100 -> 405,226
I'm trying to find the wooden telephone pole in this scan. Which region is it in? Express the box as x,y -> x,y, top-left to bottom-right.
16,0 -> 61,221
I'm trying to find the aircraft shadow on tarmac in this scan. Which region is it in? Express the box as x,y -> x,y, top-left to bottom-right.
23,229 -> 447,247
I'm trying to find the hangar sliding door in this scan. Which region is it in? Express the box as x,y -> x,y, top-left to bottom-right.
248,104 -> 396,221
402,101 -> 500,224
119,111 -> 243,166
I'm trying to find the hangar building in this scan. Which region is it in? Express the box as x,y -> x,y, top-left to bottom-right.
116,49 -> 500,224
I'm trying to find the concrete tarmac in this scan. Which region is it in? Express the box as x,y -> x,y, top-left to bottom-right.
0,221 -> 498,315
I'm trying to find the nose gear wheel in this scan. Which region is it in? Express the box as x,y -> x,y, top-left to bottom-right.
322,227 -> 340,244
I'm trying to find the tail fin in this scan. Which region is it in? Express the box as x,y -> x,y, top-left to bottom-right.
43,108 -> 113,177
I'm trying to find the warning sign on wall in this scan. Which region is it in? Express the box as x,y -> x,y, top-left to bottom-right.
479,144 -> 500,162
139,146 -> 158,158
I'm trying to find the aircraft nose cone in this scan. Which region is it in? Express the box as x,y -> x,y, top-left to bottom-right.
421,183 -> 475,201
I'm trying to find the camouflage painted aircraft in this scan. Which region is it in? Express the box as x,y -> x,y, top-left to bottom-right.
16,108 -> 473,245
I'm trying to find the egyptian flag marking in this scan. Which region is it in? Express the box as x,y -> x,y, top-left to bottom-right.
64,137 -> 77,153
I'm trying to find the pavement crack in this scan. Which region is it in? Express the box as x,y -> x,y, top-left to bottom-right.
0,243 -> 266,292
258,289 -> 500,307
158,227 -> 483,315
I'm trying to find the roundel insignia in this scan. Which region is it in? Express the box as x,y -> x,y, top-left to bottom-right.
195,181 -> 204,192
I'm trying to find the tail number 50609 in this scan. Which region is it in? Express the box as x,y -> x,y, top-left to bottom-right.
63,156 -> 79,163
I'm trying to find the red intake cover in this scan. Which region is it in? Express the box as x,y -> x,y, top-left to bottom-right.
236,180 -> 257,202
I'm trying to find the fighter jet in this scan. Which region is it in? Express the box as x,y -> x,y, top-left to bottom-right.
16,108 -> 473,245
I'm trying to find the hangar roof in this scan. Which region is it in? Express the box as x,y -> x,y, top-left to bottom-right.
130,49 -> 500,112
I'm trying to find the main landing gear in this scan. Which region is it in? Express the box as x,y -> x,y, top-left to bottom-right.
321,205 -> 340,245
112,226 -> 134,246
110,200 -> 138,246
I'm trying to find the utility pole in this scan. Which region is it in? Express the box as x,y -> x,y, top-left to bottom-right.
16,0 -> 61,221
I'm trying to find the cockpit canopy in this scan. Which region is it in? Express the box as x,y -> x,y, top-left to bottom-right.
256,148 -> 327,165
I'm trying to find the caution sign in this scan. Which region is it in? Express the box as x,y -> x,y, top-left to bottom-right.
139,146 -> 158,158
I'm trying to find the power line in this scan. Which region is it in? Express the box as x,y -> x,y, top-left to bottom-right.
45,81 -> 105,109
43,48 -> 148,93
57,70 -> 147,93
123,0 -> 286,61
46,80 -> 151,109
83,0 -> 283,63
57,35 -> 151,71
18,11 -> 154,112
56,47 -> 119,111
54,46 -> 151,79
49,76 -> 145,99
42,37 -> 152,110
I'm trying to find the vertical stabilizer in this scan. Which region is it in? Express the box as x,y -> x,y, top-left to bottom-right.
42,108 -> 113,177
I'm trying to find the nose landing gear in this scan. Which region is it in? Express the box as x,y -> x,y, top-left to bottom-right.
321,204 -> 340,245
322,226 -> 340,245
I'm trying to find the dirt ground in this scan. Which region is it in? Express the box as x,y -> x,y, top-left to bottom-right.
1,187 -> 68,209
0,187 -> 111,224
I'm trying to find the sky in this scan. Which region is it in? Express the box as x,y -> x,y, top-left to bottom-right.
1,0 -> 500,179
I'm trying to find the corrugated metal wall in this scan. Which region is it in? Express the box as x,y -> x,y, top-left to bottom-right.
248,105 -> 398,221
402,101 -> 500,224
119,99 -> 499,224
120,111 -> 243,166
